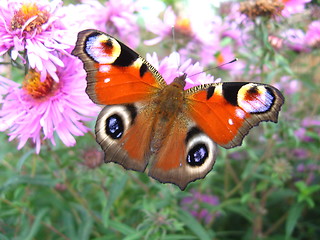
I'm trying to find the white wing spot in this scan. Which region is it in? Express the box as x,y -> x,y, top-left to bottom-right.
86,35 -> 121,64
228,118 -> 234,125
236,108 -> 246,118
104,78 -> 110,83
99,65 -> 111,73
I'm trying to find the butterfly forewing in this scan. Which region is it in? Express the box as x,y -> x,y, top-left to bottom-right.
72,29 -> 166,105
186,82 -> 285,148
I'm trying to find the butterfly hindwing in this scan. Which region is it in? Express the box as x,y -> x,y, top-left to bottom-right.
149,122 -> 217,190
72,29 -> 166,105
95,103 -> 153,172
186,82 -> 285,148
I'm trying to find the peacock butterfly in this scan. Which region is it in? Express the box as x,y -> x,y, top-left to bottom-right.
72,29 -> 285,190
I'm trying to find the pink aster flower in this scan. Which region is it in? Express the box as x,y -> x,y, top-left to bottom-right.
219,3 -> 252,47
181,189 -> 220,224
280,0 -> 311,17
144,4 -> 250,68
0,0 -> 73,82
215,46 -> 236,70
221,21 -> 247,47
282,29 -> 310,52
146,51 -> 219,90
81,0 -> 140,48
294,117 -> 320,143
0,55 -> 100,153
55,1 -> 101,44
148,7 -> 224,67
293,148 -> 309,159
143,6 -> 176,46
274,76 -> 301,95
305,20 -> 320,48
197,45 -> 244,75
0,73 -> 20,104
145,6 -> 216,45
268,35 -> 284,50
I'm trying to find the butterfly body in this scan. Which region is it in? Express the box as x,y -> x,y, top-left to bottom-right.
72,29 -> 285,190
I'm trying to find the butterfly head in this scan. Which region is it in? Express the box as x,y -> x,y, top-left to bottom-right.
171,73 -> 187,89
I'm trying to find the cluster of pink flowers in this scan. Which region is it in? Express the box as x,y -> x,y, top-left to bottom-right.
181,189 -> 220,224
280,20 -> 320,52
0,0 -> 140,153
280,0 -> 311,17
144,3 -> 247,74
0,0 -> 318,155
0,0 -> 221,154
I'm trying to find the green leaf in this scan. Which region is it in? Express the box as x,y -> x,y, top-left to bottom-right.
24,209 -> 48,240
123,231 -> 145,240
79,216 -> 93,240
91,236 -> 118,240
285,203 -> 304,239
102,174 -> 128,226
108,220 -> 136,235
295,181 -> 320,208
225,205 -> 254,222
62,212 -> 77,239
16,150 -> 34,171
163,234 -> 198,240
0,233 -> 10,240
241,193 -> 251,204
220,37 -> 233,47
0,175 -> 57,192
177,209 -> 213,240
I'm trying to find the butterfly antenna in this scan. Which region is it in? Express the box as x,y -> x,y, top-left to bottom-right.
188,58 -> 238,78
171,26 -> 176,52
171,26 -> 181,69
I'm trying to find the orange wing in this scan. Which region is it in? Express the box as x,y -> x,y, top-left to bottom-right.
73,30 -> 285,190
95,103 -> 154,172
186,82 -> 285,149
148,121 -> 217,190
72,29 -> 166,105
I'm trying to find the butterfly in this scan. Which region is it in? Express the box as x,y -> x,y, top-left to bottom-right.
72,29 -> 285,190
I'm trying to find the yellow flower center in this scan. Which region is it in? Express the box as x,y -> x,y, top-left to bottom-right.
281,0 -> 290,4
175,17 -> 192,36
23,70 -> 58,100
11,3 -> 49,32
216,53 -> 225,65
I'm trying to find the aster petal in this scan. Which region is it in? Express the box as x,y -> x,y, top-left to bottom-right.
21,15 -> 38,32
35,135 -> 41,154
16,134 -> 29,150
41,60 -> 58,82
0,75 -> 20,89
27,49 -> 44,71
56,124 -> 76,146
30,39 -> 50,60
146,52 -> 160,69
179,58 -> 193,73
48,53 -> 64,67
143,36 -> 164,46
40,101 -> 53,137
163,6 -> 176,26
